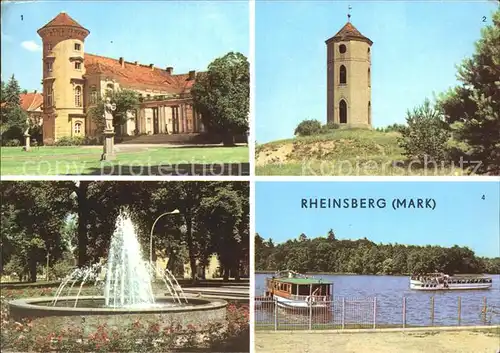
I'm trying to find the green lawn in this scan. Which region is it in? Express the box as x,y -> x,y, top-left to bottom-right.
1,145 -> 249,175
255,129 -> 472,176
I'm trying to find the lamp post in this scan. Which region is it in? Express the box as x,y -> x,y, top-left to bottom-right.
150,209 -> 180,268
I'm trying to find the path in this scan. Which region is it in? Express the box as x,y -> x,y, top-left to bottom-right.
256,329 -> 500,353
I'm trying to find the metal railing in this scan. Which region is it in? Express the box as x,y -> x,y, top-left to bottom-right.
254,296 -> 499,330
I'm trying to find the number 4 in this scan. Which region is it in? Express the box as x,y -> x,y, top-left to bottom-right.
481,195 -> 485,200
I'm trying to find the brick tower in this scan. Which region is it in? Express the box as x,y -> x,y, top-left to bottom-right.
326,17 -> 372,128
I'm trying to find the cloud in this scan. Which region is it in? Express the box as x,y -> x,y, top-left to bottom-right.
21,40 -> 41,52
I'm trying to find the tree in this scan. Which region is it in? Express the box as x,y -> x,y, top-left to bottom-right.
191,52 -> 249,146
294,119 -> 322,137
87,89 -> 140,133
1,75 -> 28,142
437,9 -> 500,174
397,99 -> 450,162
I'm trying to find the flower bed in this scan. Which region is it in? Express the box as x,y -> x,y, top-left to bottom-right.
1,287 -> 249,352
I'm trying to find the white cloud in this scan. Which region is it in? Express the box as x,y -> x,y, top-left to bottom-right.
21,40 -> 41,52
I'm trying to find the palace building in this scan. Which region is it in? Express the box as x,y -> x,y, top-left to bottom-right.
37,12 -> 205,144
326,19 -> 372,128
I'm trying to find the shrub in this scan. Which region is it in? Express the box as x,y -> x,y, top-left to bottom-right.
50,259 -> 75,280
397,99 -> 450,162
294,119 -> 322,136
3,139 -> 21,147
321,121 -> 340,134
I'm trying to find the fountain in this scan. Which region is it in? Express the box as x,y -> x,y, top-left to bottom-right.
9,212 -> 227,332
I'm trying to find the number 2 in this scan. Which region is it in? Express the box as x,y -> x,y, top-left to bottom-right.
482,16 -> 486,22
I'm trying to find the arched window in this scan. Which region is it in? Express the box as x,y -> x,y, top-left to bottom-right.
74,121 -> 82,135
368,68 -> 371,87
339,44 -> 346,54
75,86 -> 82,107
106,83 -> 114,94
368,101 -> 371,125
339,100 -> 347,124
368,47 -> 371,61
340,65 -> 347,85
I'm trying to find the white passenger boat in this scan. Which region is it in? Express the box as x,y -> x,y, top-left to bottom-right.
410,273 -> 492,291
263,270 -> 333,309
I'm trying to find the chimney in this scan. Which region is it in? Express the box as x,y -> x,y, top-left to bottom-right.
149,64 -> 154,70
134,61 -> 138,66
119,57 -> 124,68
188,70 -> 196,80
166,67 -> 173,74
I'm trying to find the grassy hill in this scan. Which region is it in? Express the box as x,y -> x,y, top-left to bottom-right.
255,129 -> 461,176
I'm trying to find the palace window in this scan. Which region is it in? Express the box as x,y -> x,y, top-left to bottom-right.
74,43 -> 81,51
47,62 -> 52,72
75,86 -> 82,107
75,62 -> 81,70
339,99 -> 347,124
339,44 -> 346,54
90,87 -> 98,104
339,65 -> 347,85
46,84 -> 53,107
74,122 -> 82,135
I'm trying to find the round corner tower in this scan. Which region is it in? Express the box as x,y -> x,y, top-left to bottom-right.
37,12 -> 90,143
325,21 -> 372,128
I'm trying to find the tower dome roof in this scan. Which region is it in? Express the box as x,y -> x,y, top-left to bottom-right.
326,22 -> 372,45
37,12 -> 89,36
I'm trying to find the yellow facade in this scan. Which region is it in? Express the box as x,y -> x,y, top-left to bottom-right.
326,22 -> 372,128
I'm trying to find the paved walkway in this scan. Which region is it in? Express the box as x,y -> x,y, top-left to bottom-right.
256,328 -> 500,353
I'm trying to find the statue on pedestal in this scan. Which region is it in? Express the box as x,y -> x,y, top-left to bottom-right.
101,98 -> 117,161
103,97 -> 116,131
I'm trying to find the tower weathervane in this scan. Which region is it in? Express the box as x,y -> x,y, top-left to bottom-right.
348,5 -> 352,22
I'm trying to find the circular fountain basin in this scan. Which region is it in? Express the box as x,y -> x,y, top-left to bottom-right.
9,294 -> 227,333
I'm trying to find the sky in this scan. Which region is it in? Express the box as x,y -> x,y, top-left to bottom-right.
0,0 -> 249,92
256,181 -> 500,258
255,1 -> 499,143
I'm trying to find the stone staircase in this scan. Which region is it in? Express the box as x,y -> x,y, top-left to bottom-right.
117,133 -> 221,145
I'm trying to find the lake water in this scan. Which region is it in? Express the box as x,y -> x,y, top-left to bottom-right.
255,273 -> 500,327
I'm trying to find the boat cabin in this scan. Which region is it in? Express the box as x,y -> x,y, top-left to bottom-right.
266,276 -> 333,302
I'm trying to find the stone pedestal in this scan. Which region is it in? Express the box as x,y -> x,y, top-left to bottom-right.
23,133 -> 31,152
101,129 -> 116,161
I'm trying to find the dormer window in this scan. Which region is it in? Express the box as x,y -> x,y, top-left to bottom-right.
75,62 -> 81,70
74,43 -> 81,51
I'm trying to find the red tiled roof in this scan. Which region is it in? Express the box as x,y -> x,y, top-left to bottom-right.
84,53 -> 195,93
0,93 -> 43,111
38,12 -> 88,32
326,22 -> 372,45
20,92 -> 43,111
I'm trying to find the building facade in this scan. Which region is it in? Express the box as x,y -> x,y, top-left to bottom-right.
37,12 -> 204,144
326,21 -> 372,128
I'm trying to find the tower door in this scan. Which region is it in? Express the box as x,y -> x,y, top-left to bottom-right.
152,108 -> 159,134
339,100 -> 347,124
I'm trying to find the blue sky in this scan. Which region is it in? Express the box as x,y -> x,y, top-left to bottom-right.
255,1 -> 498,143
256,181 -> 500,258
1,0 -> 249,91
